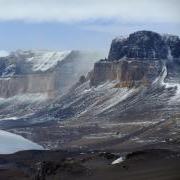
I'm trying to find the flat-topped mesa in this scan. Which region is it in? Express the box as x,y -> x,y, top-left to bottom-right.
90,31 -> 180,87
108,30 -> 180,61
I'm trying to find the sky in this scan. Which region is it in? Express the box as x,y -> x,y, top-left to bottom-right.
0,0 -> 180,53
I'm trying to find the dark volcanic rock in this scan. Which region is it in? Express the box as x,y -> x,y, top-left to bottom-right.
108,30 -> 180,61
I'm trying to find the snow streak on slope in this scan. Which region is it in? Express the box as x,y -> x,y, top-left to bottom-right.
160,65 -> 180,103
0,130 -> 43,154
27,50 -> 71,71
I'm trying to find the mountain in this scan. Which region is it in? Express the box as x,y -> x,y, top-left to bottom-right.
108,31 -> 180,61
0,50 -> 103,98
0,30 -> 179,152
0,50 -> 103,118
0,30 -> 180,180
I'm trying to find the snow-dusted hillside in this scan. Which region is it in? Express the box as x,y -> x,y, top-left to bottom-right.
0,50 -> 103,99
0,130 -> 43,154
11,50 -> 71,72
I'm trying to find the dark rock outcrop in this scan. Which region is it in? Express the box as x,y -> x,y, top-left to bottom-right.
108,30 -> 180,61
91,31 -> 180,87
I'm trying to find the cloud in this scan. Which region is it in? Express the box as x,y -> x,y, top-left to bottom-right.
81,21 -> 180,36
0,0 -> 179,23
0,50 -> 9,57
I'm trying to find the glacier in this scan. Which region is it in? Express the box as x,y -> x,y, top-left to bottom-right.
0,130 -> 43,154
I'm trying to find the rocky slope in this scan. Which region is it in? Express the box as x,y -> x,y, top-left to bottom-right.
0,50 -> 103,118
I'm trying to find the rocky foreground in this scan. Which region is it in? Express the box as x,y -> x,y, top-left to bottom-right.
0,148 -> 180,180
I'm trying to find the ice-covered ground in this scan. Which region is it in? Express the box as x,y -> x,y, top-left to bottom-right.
0,130 -> 43,154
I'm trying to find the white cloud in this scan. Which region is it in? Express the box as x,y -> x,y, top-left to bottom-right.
0,50 -> 9,57
0,0 -> 179,23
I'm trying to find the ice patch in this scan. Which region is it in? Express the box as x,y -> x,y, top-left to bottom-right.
161,65 -> 180,103
112,157 -> 124,165
0,116 -> 18,121
0,130 -> 43,154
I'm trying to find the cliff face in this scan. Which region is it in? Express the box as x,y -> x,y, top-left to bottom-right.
0,50 -> 103,98
90,31 -> 180,87
0,74 -> 55,98
90,60 -> 161,87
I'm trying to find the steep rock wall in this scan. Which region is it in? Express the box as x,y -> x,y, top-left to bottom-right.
90,60 -> 162,87
0,73 -> 55,98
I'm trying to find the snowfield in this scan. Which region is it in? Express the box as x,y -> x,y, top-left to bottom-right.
112,157 -> 124,165
26,50 -> 71,71
0,130 -> 43,154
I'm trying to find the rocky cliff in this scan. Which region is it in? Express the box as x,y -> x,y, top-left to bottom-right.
90,60 -> 162,87
0,50 -> 103,98
90,31 -> 180,87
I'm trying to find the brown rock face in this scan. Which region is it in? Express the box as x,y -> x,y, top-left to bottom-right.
0,74 -> 55,98
90,59 -> 162,87
0,50 -> 103,98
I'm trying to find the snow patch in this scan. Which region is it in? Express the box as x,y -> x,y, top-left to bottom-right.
99,87 -> 138,113
167,47 -> 173,61
161,65 -> 180,103
0,130 -> 43,154
27,50 -> 71,71
153,65 -> 180,103
112,157 -> 124,165
0,116 -> 18,121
